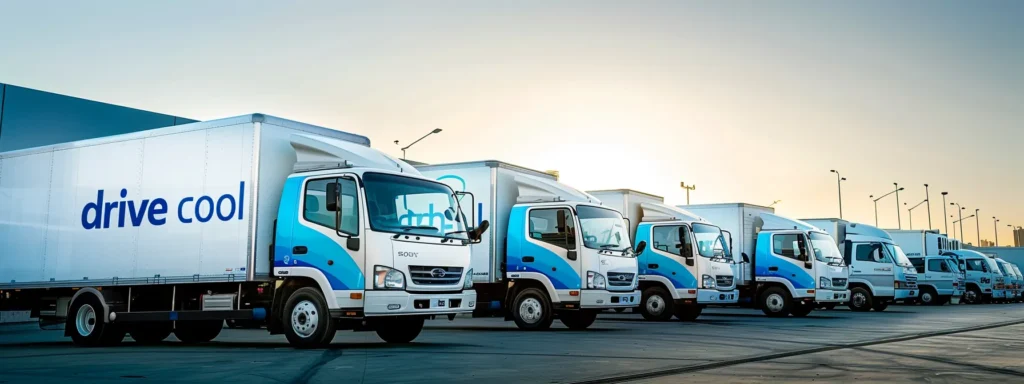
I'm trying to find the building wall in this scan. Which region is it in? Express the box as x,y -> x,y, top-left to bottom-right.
1015,228 -> 1024,247
0,83 -> 196,152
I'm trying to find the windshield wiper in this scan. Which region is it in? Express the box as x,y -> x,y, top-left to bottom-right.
399,225 -> 439,232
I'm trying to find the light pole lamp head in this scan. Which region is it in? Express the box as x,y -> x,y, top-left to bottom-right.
924,183 -> 929,187
942,191 -> 948,196
830,169 -> 836,173
431,128 -> 443,134
898,187 -> 905,191
841,177 -> 847,181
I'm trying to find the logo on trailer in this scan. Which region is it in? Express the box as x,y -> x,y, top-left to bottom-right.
430,268 -> 447,278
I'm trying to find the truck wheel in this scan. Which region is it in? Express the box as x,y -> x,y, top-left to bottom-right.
68,294 -> 125,347
559,310 -> 598,330
512,288 -> 554,330
963,287 -> 980,304
919,287 -> 938,306
789,302 -> 814,317
375,316 -> 425,343
130,323 -> 172,344
848,287 -> 873,312
640,287 -> 675,321
759,287 -> 791,317
872,300 -> 889,312
283,287 -> 337,348
174,321 -> 222,343
674,305 -> 703,321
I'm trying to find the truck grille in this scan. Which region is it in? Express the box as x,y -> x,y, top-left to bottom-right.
906,275 -> 918,288
832,278 -> 848,288
607,272 -> 635,287
409,266 -> 463,286
716,275 -> 734,288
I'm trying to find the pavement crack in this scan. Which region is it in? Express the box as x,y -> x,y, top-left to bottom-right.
289,349 -> 345,384
859,347 -> 1024,378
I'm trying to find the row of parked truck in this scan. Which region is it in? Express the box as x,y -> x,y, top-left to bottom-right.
0,114 -> 1019,348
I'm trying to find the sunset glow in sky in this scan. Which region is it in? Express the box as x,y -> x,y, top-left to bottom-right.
2,1 -> 1021,244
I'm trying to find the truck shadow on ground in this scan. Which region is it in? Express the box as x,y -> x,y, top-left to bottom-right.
0,340 -> 478,351
428,326 -> 625,333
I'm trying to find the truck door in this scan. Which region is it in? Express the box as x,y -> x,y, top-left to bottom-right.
646,224 -> 697,291
524,206 -> 584,302
926,257 -> 953,293
850,242 -> 894,297
298,175 -> 366,307
764,231 -> 815,291
722,230 -> 746,286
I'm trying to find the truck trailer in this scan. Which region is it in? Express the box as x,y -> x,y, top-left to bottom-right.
802,219 -> 918,311
0,114 -> 480,348
587,190 -> 737,321
682,204 -> 850,317
417,161 -> 641,330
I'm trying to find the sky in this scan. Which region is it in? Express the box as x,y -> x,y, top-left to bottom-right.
1,1 -> 1022,245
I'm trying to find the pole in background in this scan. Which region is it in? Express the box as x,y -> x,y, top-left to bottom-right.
924,184 -> 932,230
397,128 -> 443,160
770,200 -> 781,207
941,192 -> 949,234
681,182 -> 696,205
831,170 -> 845,219
975,209 -> 981,246
894,183 -> 902,229
993,217 -> 999,247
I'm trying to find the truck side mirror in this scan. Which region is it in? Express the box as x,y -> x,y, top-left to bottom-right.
635,241 -> 647,256
469,220 -> 490,243
325,182 -> 339,211
346,237 -> 360,251
742,253 -> 750,264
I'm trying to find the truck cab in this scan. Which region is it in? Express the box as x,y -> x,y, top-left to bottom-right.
589,190 -> 736,322
1012,265 -> 1024,303
802,219 -> 915,312
418,161 -> 640,330
943,250 -> 996,304
994,258 -> 1017,303
908,255 -> 963,305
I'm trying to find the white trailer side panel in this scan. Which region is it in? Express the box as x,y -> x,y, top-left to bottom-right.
587,190 -> 664,239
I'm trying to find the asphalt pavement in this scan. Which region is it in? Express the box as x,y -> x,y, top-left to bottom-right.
1,304 -> 1023,383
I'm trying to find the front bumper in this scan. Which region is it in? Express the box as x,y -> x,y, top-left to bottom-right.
696,289 -> 739,304
815,289 -> 850,303
895,288 -> 918,300
580,289 -> 640,308
363,289 -> 476,316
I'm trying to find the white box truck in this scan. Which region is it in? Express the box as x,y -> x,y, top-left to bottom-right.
0,114 -> 480,348
587,190 -> 737,321
417,161 -> 640,330
889,230 -> 965,305
802,219 -> 918,311
682,204 -> 850,317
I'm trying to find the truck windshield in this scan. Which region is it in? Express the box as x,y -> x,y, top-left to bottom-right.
576,205 -> 632,253
945,259 -> 961,274
884,244 -> 914,268
362,172 -> 467,239
692,223 -> 726,258
985,259 -> 1002,275
808,232 -> 842,264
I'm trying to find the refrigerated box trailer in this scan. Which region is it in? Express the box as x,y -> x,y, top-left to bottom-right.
0,114 -> 480,347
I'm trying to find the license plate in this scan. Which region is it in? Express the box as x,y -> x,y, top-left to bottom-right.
436,299 -> 446,308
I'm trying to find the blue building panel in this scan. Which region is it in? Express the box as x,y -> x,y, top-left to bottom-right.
0,83 -> 196,152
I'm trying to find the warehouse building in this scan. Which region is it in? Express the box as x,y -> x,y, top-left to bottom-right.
0,82 -> 195,152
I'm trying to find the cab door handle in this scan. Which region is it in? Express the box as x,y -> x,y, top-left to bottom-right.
648,264 -> 659,269
768,266 -> 779,272
523,256 -> 535,263
292,246 -> 308,255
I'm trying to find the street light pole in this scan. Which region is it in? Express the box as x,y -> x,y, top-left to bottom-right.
993,217 -> 1000,246
830,170 -> 845,219
905,199 -> 927,230
941,192 -> 949,234
975,209 -> 980,246
870,186 -> 904,228
952,203 -> 964,241
894,183 -> 901,229
680,182 -> 696,205
397,128 -> 443,160
924,184 -> 932,230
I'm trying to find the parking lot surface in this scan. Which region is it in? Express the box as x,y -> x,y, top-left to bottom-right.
2,304 -> 1024,383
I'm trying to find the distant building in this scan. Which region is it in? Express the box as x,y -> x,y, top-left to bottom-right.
0,82 -> 196,152
979,239 -> 995,247
1015,228 -> 1024,247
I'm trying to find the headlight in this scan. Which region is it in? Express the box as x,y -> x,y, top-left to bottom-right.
702,274 -> 716,289
819,277 -> 832,288
463,268 -> 474,289
374,266 -> 405,290
587,271 -> 606,289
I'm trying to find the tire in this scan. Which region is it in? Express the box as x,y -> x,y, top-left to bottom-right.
174,321 -> 222,344
872,300 -> 889,312
919,287 -> 938,306
511,287 -> 554,330
640,286 -> 675,321
130,323 -> 172,344
559,310 -> 598,330
674,305 -> 703,321
282,287 -> 337,348
375,316 -> 425,343
963,286 -> 981,304
848,287 -> 873,312
759,287 -> 791,317
789,302 -> 814,317
68,293 -> 125,347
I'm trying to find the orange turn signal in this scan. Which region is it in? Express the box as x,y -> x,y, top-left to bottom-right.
569,291 -> 580,297
350,293 -> 363,299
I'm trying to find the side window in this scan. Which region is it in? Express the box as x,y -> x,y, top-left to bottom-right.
652,225 -> 683,256
528,208 -> 576,250
928,259 -> 945,273
966,259 -> 985,272
772,234 -> 804,261
910,258 -> 925,273
303,177 -> 359,235
855,244 -> 880,262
